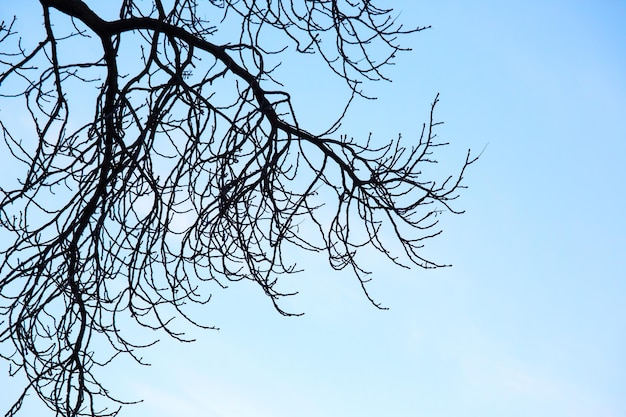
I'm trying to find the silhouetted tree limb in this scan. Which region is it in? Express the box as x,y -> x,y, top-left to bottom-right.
0,1 -> 476,416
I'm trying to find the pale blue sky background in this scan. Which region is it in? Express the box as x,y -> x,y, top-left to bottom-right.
2,1 -> 625,416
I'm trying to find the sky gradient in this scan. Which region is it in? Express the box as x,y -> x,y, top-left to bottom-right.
1,1 -> 625,416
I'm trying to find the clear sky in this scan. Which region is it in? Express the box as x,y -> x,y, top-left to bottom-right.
2,1 -> 625,416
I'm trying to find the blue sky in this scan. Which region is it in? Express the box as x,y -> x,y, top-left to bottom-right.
2,1 -> 625,416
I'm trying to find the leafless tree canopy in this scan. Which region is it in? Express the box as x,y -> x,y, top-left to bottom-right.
0,1 -> 476,416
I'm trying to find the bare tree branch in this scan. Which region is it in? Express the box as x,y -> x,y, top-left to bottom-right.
0,1 -> 476,416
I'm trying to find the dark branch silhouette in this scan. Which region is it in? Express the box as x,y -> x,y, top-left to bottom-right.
0,1 -> 476,416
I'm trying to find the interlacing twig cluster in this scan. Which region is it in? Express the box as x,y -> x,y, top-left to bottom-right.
0,1 -> 476,416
